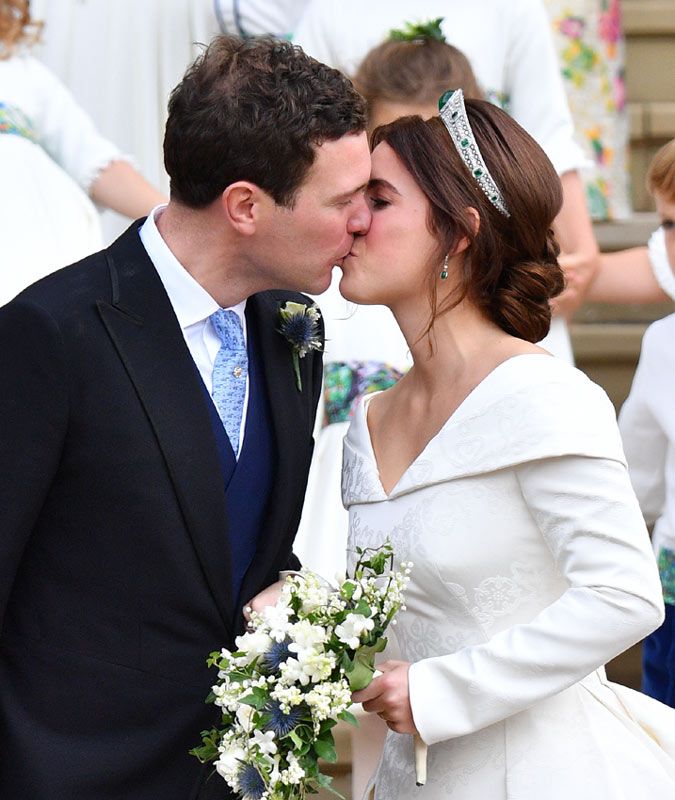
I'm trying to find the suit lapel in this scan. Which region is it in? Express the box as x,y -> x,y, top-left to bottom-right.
237,293 -> 314,607
97,224 -> 234,637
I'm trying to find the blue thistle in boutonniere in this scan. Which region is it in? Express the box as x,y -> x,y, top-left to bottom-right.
277,301 -> 322,391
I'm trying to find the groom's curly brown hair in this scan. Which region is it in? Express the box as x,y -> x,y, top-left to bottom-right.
164,35 -> 367,209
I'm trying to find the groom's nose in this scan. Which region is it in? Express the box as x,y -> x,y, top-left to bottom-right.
347,194 -> 372,236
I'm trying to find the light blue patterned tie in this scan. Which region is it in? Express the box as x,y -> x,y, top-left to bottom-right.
210,309 -> 248,455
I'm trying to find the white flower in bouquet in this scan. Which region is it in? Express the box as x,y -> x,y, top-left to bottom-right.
287,619 -> 327,657
259,602 -> 294,642
335,613 -> 375,649
236,703 -> 255,729
293,571 -> 331,613
280,752 -> 305,786
234,630 -> 273,662
191,540 -> 411,800
214,735 -> 247,785
251,729 -> 277,756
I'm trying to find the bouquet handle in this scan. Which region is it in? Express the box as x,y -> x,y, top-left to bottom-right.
371,669 -> 427,786
414,734 -> 427,786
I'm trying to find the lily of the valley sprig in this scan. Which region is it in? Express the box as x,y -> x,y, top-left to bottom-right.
277,302 -> 323,391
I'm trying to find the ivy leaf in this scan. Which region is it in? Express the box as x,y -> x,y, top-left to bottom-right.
367,549 -> 389,575
353,598 -> 373,618
238,686 -> 268,709
338,710 -> 359,727
288,728 -> 303,751
341,580 -> 357,601
319,719 -> 338,735
314,738 -> 338,763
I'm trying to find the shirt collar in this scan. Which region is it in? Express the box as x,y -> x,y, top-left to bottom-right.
139,204 -> 246,329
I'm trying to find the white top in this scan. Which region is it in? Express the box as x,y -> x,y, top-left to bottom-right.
139,206 -> 249,455
33,0 -> 220,241
0,53 -> 121,191
294,0 -> 587,176
213,0 -> 309,38
619,313 -> 675,556
648,226 -> 675,301
0,53 -> 108,304
343,354 -> 672,798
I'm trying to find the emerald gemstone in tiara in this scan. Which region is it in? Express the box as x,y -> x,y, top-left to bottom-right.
438,89 -> 455,110
438,88 -> 510,218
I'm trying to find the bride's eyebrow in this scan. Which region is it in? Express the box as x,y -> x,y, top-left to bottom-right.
368,178 -> 401,195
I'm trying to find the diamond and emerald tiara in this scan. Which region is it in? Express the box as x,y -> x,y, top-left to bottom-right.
438,89 -> 511,218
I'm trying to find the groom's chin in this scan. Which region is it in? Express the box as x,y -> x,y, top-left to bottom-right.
307,269 -> 335,296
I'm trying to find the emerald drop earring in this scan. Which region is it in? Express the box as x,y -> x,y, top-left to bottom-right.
440,254 -> 449,280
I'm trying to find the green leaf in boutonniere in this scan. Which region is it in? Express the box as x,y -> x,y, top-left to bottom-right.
277,301 -> 323,391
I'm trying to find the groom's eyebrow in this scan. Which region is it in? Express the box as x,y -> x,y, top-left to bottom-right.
330,183 -> 368,203
368,178 -> 401,195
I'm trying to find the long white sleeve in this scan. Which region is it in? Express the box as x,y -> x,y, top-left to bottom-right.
408,453 -> 663,746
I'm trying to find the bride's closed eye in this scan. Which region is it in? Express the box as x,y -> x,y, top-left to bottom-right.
367,193 -> 391,210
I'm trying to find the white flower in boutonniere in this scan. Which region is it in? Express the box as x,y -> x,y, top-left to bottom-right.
277,301 -> 322,391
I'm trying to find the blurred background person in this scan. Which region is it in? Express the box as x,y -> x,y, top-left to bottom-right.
0,0 -> 165,305
619,139 -> 675,709
295,1 -> 600,368
32,0 -> 208,241
33,0 -> 310,242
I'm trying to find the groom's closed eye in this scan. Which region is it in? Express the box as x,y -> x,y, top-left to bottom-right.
329,184 -> 369,207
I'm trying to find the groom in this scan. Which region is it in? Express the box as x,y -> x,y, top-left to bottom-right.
0,36 -> 370,799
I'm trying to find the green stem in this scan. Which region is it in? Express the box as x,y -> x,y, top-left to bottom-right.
292,351 -> 302,391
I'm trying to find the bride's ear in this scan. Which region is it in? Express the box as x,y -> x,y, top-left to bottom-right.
450,207 -> 480,256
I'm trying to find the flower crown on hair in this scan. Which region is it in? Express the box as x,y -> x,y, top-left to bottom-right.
438,89 -> 511,218
388,17 -> 446,44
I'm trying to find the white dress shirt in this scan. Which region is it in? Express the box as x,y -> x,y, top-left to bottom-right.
139,205 -> 249,456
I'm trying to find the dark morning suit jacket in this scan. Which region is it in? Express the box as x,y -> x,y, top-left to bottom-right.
0,221 -> 323,799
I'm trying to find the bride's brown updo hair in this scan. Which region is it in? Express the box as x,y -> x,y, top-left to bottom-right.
371,100 -> 565,343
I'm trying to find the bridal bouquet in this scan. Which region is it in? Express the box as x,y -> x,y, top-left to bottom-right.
191,542 -> 411,799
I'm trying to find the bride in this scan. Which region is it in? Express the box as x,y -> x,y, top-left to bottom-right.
341,91 -> 675,798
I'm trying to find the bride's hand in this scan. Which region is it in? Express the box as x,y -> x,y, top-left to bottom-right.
351,660 -> 418,734
242,579 -> 286,624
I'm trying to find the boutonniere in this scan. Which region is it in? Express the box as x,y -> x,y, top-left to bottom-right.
277,301 -> 323,391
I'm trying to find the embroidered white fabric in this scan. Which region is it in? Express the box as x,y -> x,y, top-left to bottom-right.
342,354 -> 675,799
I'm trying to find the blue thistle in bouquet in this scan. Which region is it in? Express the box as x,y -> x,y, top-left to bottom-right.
191,541 -> 412,799
264,700 -> 305,738
238,763 -> 267,800
277,301 -> 322,391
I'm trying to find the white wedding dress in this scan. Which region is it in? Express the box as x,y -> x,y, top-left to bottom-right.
342,354 -> 675,799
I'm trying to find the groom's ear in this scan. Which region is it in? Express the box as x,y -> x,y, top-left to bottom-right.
221,182 -> 266,235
